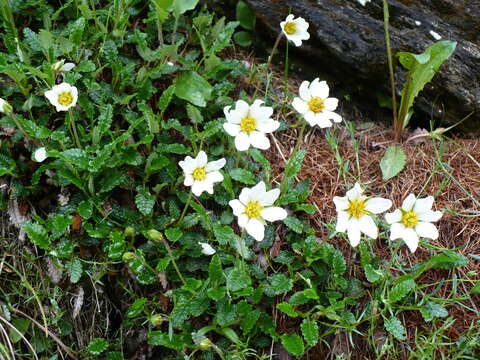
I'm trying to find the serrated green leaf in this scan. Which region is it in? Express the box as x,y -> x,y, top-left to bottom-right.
87,337 -> 109,355
364,264 -> 384,283
0,154 -> 16,176
389,278 -> 415,304
126,298 -> 147,318
174,71 -> 212,107
165,227 -> 182,242
420,301 -> 448,322
209,255 -> 223,283
148,331 -> 188,350
158,84 -> 175,112
277,302 -> 301,317
264,273 -> 293,296
301,319 -> 319,347
226,266 -> 251,292
283,216 -> 303,234
23,222 -> 50,250
242,309 -> 260,334
135,187 -> 155,216
67,258 -> 82,283
284,149 -> 305,180
384,316 -> 406,340
230,168 -> 256,185
213,224 -> 235,245
425,250 -> 468,270
281,333 -> 304,356
380,146 -> 406,180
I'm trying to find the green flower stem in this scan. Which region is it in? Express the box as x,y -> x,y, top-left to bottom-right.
253,32 -> 283,99
160,237 -> 187,286
68,109 -> 81,148
10,112 -> 40,146
177,190 -> 193,225
283,39 -> 289,102
280,120 -> 306,193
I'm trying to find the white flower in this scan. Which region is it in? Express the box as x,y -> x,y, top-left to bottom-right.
44,82 -> 78,112
0,98 -> 12,114
229,181 -> 287,242
385,194 -> 443,253
178,151 -> 226,196
280,14 -> 310,47
33,147 -> 47,162
357,0 -> 371,6
223,99 -> 279,151
333,183 -> 392,247
52,60 -> 75,72
199,242 -> 216,255
292,78 -> 342,128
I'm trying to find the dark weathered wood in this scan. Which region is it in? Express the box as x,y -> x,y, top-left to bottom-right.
241,0 -> 480,130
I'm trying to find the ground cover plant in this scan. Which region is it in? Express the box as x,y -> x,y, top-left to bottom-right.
0,0 -> 479,359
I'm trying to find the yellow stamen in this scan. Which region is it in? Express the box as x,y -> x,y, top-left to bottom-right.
58,92 -> 73,106
307,97 -> 325,113
347,199 -> 366,218
245,201 -> 262,219
240,116 -> 256,133
192,167 -> 206,181
284,22 -> 297,35
401,211 -> 418,228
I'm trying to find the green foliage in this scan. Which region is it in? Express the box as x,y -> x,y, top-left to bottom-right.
281,333 -> 305,356
384,316 -> 407,340
380,145 -> 406,180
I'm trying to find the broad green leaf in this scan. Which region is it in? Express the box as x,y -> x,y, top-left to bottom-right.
226,266 -> 251,292
380,146 -> 406,180
186,104 -> 203,124
420,301 -> 448,322
424,250 -> 468,270
165,227 -> 182,242
384,316 -> 406,340
23,222 -> 50,250
236,1 -> 255,30
283,216 -> 303,234
277,302 -> 301,317
173,0 -> 200,17
242,309 -> 260,334
209,255 -> 223,283
126,298 -> 147,318
174,71 -> 212,107
67,258 -> 82,283
93,103 -> 113,144
135,186 -> 155,216
0,154 -> 16,176
397,40 -> 457,128
148,331 -> 189,350
388,278 -> 415,304
281,333 -> 304,356
213,224 -> 235,245
364,264 -> 384,283
234,31 -> 253,47
38,29 -> 53,51
301,319 -> 319,347
158,84 -> 175,112
264,274 -> 293,296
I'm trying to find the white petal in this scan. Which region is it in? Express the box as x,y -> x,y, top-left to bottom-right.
33,147 -> 47,162
324,97 -> 338,111
390,222 -> 405,240
256,119 -> 280,133
246,218 -> 265,241
333,196 -> 349,211
418,210 -> 443,222
292,97 -> 309,114
385,209 -> 402,224
205,158 -> 226,172
309,79 -> 329,99
178,157 -> 196,173
229,199 -> 245,216
359,215 -> 378,239
224,123 -> 241,136
402,228 -> 419,253
234,100 -> 250,118
199,242 -> 216,255
347,218 -> 361,247
205,171 -> 223,184
336,211 -> 349,232
195,151 -> 208,167
259,188 -> 280,206
323,110 -> 342,123
184,175 -> 194,187
285,14 -> 294,22
250,102 -> 273,120
346,183 -> 364,201
44,89 -> 58,106
413,196 -> 434,214
304,111 -> 318,126
401,194 -> 416,211
261,207 -> 287,222
249,181 -> 266,200
287,34 -> 303,47
238,187 -> 251,205
191,181 -> 206,196
234,132 -> 250,151
298,81 -> 311,101
238,214 -> 249,228
61,62 -> 76,71
249,131 -> 270,150
415,222 -> 439,240
316,115 -> 333,128
365,197 -> 392,214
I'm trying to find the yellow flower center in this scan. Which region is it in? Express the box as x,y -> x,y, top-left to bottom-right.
307,97 -> 325,113
58,92 -> 73,106
192,167 -> 206,181
245,201 -> 262,219
347,199 -> 366,218
284,22 -> 297,35
240,116 -> 257,133
401,211 -> 419,228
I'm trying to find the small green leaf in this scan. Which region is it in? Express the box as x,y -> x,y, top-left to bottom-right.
277,302 -> 301,317
301,319 -> 319,347
389,278 -> 416,304
284,149 -> 305,180
226,266 -> 251,292
87,337 -> 109,355
165,227 -> 182,242
264,273 -> 293,296
380,146 -> 406,180
67,258 -> 82,283
420,301 -> 448,322
283,216 -> 303,234
126,298 -> 147,318
209,255 -> 223,283
281,333 -> 304,357
384,316 -> 406,340
158,84 -> 175,112
135,186 -> 155,216
364,264 -> 384,283
230,168 -> 256,185
23,222 -> 50,250
174,71 -> 212,107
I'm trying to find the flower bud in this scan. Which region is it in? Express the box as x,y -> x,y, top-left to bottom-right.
0,98 -> 13,114
199,338 -> 213,351
52,60 -> 65,71
147,229 -> 163,242
122,252 -> 135,261
33,147 -> 47,162
149,314 -> 164,326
